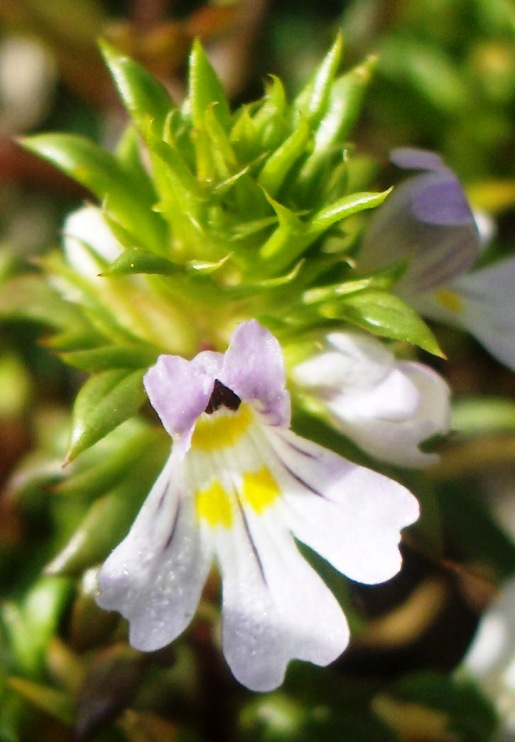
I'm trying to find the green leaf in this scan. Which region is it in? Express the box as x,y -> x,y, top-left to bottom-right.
296,56 -> 377,191
8,678 -> 74,725
388,672 -> 497,742
327,289 -> 443,355
103,247 -> 180,277
67,369 -> 146,461
100,40 -> 173,133
47,435 -> 168,574
0,274 -> 84,330
60,343 -> 157,373
21,133 -> 165,254
258,117 -> 312,197
308,189 -> 391,235
56,421 -> 161,501
189,39 -> 232,132
294,34 -> 344,125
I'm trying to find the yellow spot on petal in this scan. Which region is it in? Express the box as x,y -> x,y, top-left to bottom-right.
435,288 -> 463,314
196,480 -> 233,528
192,403 -> 252,452
242,466 -> 280,514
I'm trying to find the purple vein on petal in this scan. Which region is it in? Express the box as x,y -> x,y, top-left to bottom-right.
235,496 -> 268,585
164,496 -> 182,550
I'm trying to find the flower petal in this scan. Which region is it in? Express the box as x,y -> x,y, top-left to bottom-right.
294,331 -> 394,392
96,450 -> 212,651
216,495 -> 349,691
144,351 -> 222,453
63,205 -> 122,277
262,429 -> 419,584
417,257 -> 515,371
390,147 -> 447,172
327,361 -> 450,467
359,152 -> 480,293
221,320 -> 290,427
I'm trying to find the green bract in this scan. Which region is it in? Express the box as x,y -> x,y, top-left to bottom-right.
20,36 -> 440,459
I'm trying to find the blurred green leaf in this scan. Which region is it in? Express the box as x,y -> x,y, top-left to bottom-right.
60,344 -> 156,373
8,678 -> 73,725
385,671 -> 498,742
103,248 -> 179,277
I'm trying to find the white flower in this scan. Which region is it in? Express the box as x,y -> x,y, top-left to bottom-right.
63,205 -> 122,278
96,320 -> 419,691
292,331 -> 450,468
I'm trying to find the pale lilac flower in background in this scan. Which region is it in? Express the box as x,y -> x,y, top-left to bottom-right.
359,147 -> 515,372
96,320 -> 419,692
413,254 -> 515,372
359,147 -> 481,296
292,331 -> 450,469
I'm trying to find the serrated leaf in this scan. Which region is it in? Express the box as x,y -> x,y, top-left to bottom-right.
67,369 -> 146,461
100,40 -> 173,133
189,39 -> 232,132
103,247 -> 180,277
294,33 -> 344,124
296,56 -> 376,192
308,189 -> 391,234
328,289 -> 443,355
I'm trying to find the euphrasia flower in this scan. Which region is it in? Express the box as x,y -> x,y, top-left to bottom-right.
292,331 -> 450,468
96,320 -> 419,691
359,147 -> 515,371
359,147 -> 481,295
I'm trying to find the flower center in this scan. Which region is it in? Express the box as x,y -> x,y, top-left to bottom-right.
192,402 -> 252,451
205,379 -> 241,414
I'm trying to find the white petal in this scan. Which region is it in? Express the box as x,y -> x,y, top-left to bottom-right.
216,497 -> 349,692
262,429 -> 419,585
63,205 -> 122,277
294,331 -> 393,392
96,450 -> 212,651
415,258 -> 515,371
327,362 -> 450,467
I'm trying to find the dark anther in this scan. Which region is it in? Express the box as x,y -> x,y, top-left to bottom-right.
205,379 -> 241,414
